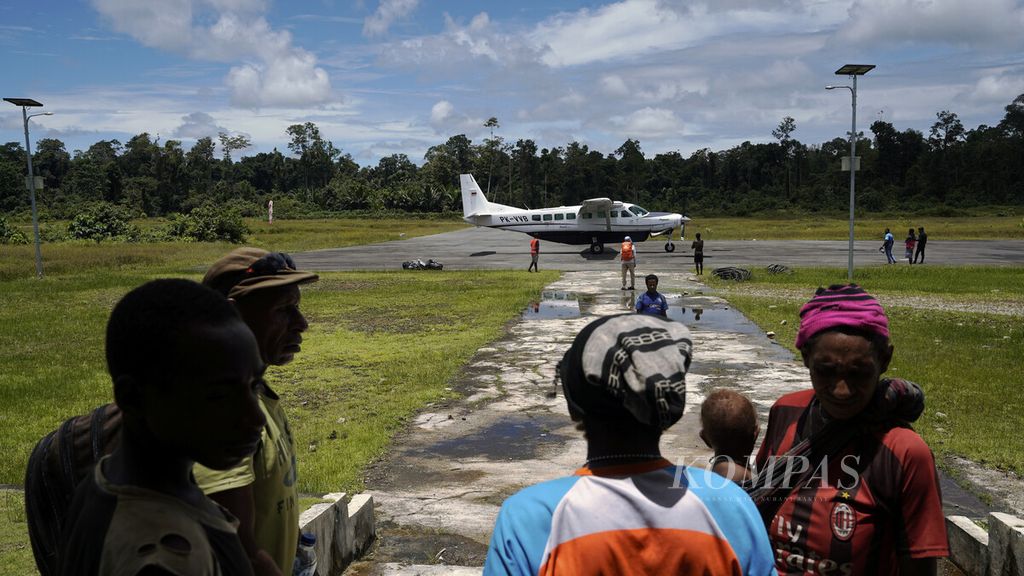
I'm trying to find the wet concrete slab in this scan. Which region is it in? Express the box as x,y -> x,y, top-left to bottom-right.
353,271 -> 812,573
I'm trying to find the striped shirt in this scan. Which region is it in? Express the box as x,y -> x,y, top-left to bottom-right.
755,390 -> 949,574
484,459 -> 775,575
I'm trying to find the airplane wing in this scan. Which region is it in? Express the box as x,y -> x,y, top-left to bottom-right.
578,198 -> 625,232
580,198 -> 613,211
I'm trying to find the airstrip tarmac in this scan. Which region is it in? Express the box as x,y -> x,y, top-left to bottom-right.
294,226 -> 1024,271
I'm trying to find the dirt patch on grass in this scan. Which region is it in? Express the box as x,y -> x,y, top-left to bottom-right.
718,285 -> 1024,316
346,521 -> 489,573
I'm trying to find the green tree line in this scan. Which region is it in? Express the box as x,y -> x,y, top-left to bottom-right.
2,95 -> 1022,219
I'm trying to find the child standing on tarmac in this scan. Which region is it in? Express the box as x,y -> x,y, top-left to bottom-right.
700,389 -> 759,483
691,233 -> 705,275
58,279 -> 266,576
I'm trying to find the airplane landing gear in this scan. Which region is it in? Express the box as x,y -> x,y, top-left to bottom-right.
665,242 -> 675,253
590,243 -> 604,254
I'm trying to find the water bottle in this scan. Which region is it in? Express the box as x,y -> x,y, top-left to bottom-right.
293,532 -> 317,576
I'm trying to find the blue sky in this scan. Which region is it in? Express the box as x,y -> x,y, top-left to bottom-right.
2,0 -> 1023,166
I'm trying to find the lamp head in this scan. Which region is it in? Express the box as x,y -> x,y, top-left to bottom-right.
825,85 -> 837,90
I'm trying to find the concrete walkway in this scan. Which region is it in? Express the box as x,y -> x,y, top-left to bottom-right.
343,271 -> 849,575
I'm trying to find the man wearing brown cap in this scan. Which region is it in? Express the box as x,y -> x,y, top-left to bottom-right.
195,248 -> 318,576
25,248 -> 318,576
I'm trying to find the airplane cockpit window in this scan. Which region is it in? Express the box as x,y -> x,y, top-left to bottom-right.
543,214 -> 553,221
629,206 -> 649,216
554,214 -> 564,221
532,214 -> 541,221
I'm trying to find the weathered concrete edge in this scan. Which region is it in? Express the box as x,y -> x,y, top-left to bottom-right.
946,515 -> 988,576
945,512 -> 1024,576
298,492 -> 376,576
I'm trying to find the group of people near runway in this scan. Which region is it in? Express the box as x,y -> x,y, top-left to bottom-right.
486,284 -> 948,575
529,225 -> 930,275
881,226 -> 928,264
24,240 -> 948,575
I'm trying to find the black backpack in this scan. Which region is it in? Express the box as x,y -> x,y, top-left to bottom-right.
24,403 -> 122,576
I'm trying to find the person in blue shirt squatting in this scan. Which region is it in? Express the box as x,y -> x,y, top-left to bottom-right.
483,314 -> 775,576
635,273 -> 668,317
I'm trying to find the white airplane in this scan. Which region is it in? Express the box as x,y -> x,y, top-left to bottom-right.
460,174 -> 689,254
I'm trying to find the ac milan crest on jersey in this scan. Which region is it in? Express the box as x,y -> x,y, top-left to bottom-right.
830,502 -> 856,541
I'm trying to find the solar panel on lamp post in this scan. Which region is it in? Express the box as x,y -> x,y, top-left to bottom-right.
3,98 -> 52,278
826,64 -> 874,282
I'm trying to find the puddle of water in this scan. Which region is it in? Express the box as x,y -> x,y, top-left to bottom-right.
427,414 -> 570,460
522,290 -> 581,319
666,305 -> 763,336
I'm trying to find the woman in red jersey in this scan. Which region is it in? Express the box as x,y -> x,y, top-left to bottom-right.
754,284 -> 948,576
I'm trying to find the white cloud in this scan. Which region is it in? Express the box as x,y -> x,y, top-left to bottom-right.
91,0 -> 333,107
839,0 -> 1024,48
532,0 -> 687,67
971,72 -> 1024,103
529,0 -> 833,68
379,12 -> 546,73
172,111 -> 225,139
91,0 -> 195,52
600,66 -> 711,102
227,50 -> 332,107
430,100 -> 454,124
601,75 -> 630,97
363,0 -> 419,37
609,107 -> 683,138
428,99 -> 482,134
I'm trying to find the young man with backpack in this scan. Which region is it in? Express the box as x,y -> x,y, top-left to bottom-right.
25,248 -> 319,576
58,279 -> 265,575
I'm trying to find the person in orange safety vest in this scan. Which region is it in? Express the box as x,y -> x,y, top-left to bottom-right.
529,238 -> 540,272
619,236 -> 636,290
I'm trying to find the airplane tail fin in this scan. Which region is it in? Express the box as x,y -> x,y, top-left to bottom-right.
460,174 -> 491,219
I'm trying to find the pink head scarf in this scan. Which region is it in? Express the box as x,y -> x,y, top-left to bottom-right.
795,284 -> 890,349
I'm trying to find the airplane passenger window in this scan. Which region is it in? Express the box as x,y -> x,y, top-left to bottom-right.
554,214 -> 564,220
597,211 -> 606,218
582,213 -> 592,219
543,214 -> 553,221
566,213 -> 576,220
532,214 -> 541,221
610,211 -> 618,217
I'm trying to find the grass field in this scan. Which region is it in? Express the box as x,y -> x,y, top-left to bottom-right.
707,266 -> 1024,475
0,217 -> 538,573
0,217 -> 468,281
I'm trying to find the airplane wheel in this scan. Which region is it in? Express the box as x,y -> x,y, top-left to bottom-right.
590,243 -> 603,254
665,242 -> 675,253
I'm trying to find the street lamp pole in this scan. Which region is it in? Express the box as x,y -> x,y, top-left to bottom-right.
4,98 -> 51,278
826,64 -> 874,282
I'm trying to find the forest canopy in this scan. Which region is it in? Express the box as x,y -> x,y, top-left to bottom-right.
2,94 -> 1022,220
